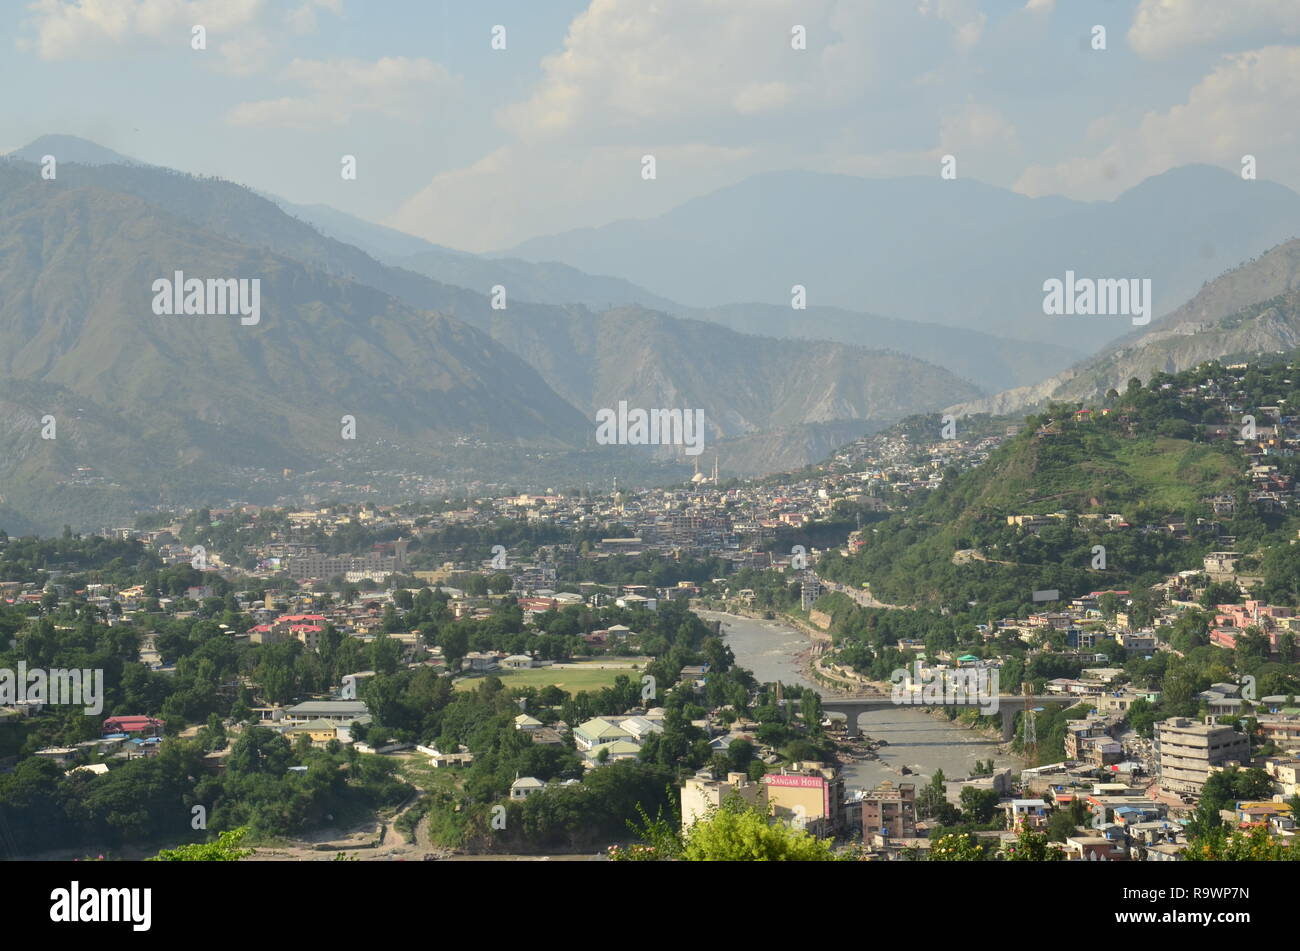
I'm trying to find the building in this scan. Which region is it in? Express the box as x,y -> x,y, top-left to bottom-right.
1154,716 -> 1250,795
1006,799 -> 1051,830
282,700 -> 368,723
763,762 -> 845,836
861,781 -> 916,839
510,776 -> 545,800
583,739 -> 641,767
513,713 -> 543,731
680,772 -> 768,831
573,717 -> 633,751
1117,631 -> 1158,652
101,715 -> 165,736
1257,715 -> 1300,751
280,719 -> 338,746
284,539 -> 409,581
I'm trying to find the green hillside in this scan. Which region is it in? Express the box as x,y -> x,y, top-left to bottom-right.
818,376 -> 1252,616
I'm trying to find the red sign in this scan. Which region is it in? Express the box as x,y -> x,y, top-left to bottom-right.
765,775 -> 823,788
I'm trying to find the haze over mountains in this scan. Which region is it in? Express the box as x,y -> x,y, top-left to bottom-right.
7,134 -> 1300,534
0,136 -> 982,531
950,237 -> 1300,418
256,169 -> 1077,391
502,167 -> 1300,354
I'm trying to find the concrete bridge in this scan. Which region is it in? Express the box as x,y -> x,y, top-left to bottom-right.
816,695 -> 1077,741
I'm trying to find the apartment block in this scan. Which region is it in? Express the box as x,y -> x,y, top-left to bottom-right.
861,780 -> 916,838
1154,716 -> 1249,795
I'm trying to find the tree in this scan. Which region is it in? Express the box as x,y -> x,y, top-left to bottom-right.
440,626 -> 470,673
151,827 -> 254,862
1184,823 -> 1300,861
929,832 -> 986,861
610,794 -> 842,861
727,739 -> 755,773
1046,799 -> 1087,841
917,770 -> 947,819
1004,823 -> 1065,861
681,802 -> 840,861
201,712 -> 227,752
959,786 -> 999,824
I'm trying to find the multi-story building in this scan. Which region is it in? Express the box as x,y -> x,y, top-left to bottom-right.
1257,715 -> 1300,751
680,772 -> 768,831
861,780 -> 916,839
763,762 -> 845,836
284,538 -> 408,580
1065,718 -> 1113,759
1155,717 -> 1249,795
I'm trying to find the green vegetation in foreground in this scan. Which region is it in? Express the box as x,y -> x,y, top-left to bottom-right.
609,793 -> 846,861
151,828 -> 254,861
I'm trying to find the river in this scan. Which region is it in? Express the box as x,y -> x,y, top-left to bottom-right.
699,610 -> 1020,793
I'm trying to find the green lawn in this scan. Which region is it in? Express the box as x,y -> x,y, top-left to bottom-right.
452,665 -> 641,693
1110,436 -> 1239,511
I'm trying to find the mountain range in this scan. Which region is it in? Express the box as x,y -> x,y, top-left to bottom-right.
502,166 -> 1300,354
8,133 -> 1300,534
0,136 -> 982,531
949,237 -> 1300,417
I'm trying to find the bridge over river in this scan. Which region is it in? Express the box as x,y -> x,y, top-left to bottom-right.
817,695 -> 1076,741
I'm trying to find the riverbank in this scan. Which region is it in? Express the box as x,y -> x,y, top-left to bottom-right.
709,608 -> 1022,790
694,600 -> 876,695
694,599 -> 830,642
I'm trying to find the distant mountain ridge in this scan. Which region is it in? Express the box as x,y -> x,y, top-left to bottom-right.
0,137 -> 993,529
9,148 -> 977,440
690,302 -> 1081,392
263,180 -> 1059,389
6,134 -> 144,167
948,237 -> 1300,416
502,166 -> 1300,354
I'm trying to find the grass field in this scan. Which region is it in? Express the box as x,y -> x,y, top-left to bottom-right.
452,664 -> 643,693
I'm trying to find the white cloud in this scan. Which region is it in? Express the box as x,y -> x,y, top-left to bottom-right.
286,0 -> 341,35
226,56 -> 459,129
496,0 -> 903,144
391,0 -> 1003,250
918,0 -> 987,52
1128,0 -> 1300,58
19,0 -> 267,60
388,142 -> 757,254
1014,45 -> 1300,199
216,29 -> 273,76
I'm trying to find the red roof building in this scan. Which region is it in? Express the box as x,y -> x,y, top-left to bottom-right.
102,715 -> 165,736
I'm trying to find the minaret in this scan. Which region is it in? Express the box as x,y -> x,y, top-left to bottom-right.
712,454 -> 719,483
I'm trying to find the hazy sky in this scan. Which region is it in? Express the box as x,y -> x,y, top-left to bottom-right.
4,0 -> 1300,252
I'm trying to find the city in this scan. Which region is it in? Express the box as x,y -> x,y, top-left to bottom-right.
2,0 -> 1297,933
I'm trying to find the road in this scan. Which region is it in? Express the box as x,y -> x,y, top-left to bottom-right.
814,574 -> 904,610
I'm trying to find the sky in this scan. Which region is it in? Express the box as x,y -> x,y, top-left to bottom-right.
3,0 -> 1300,252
